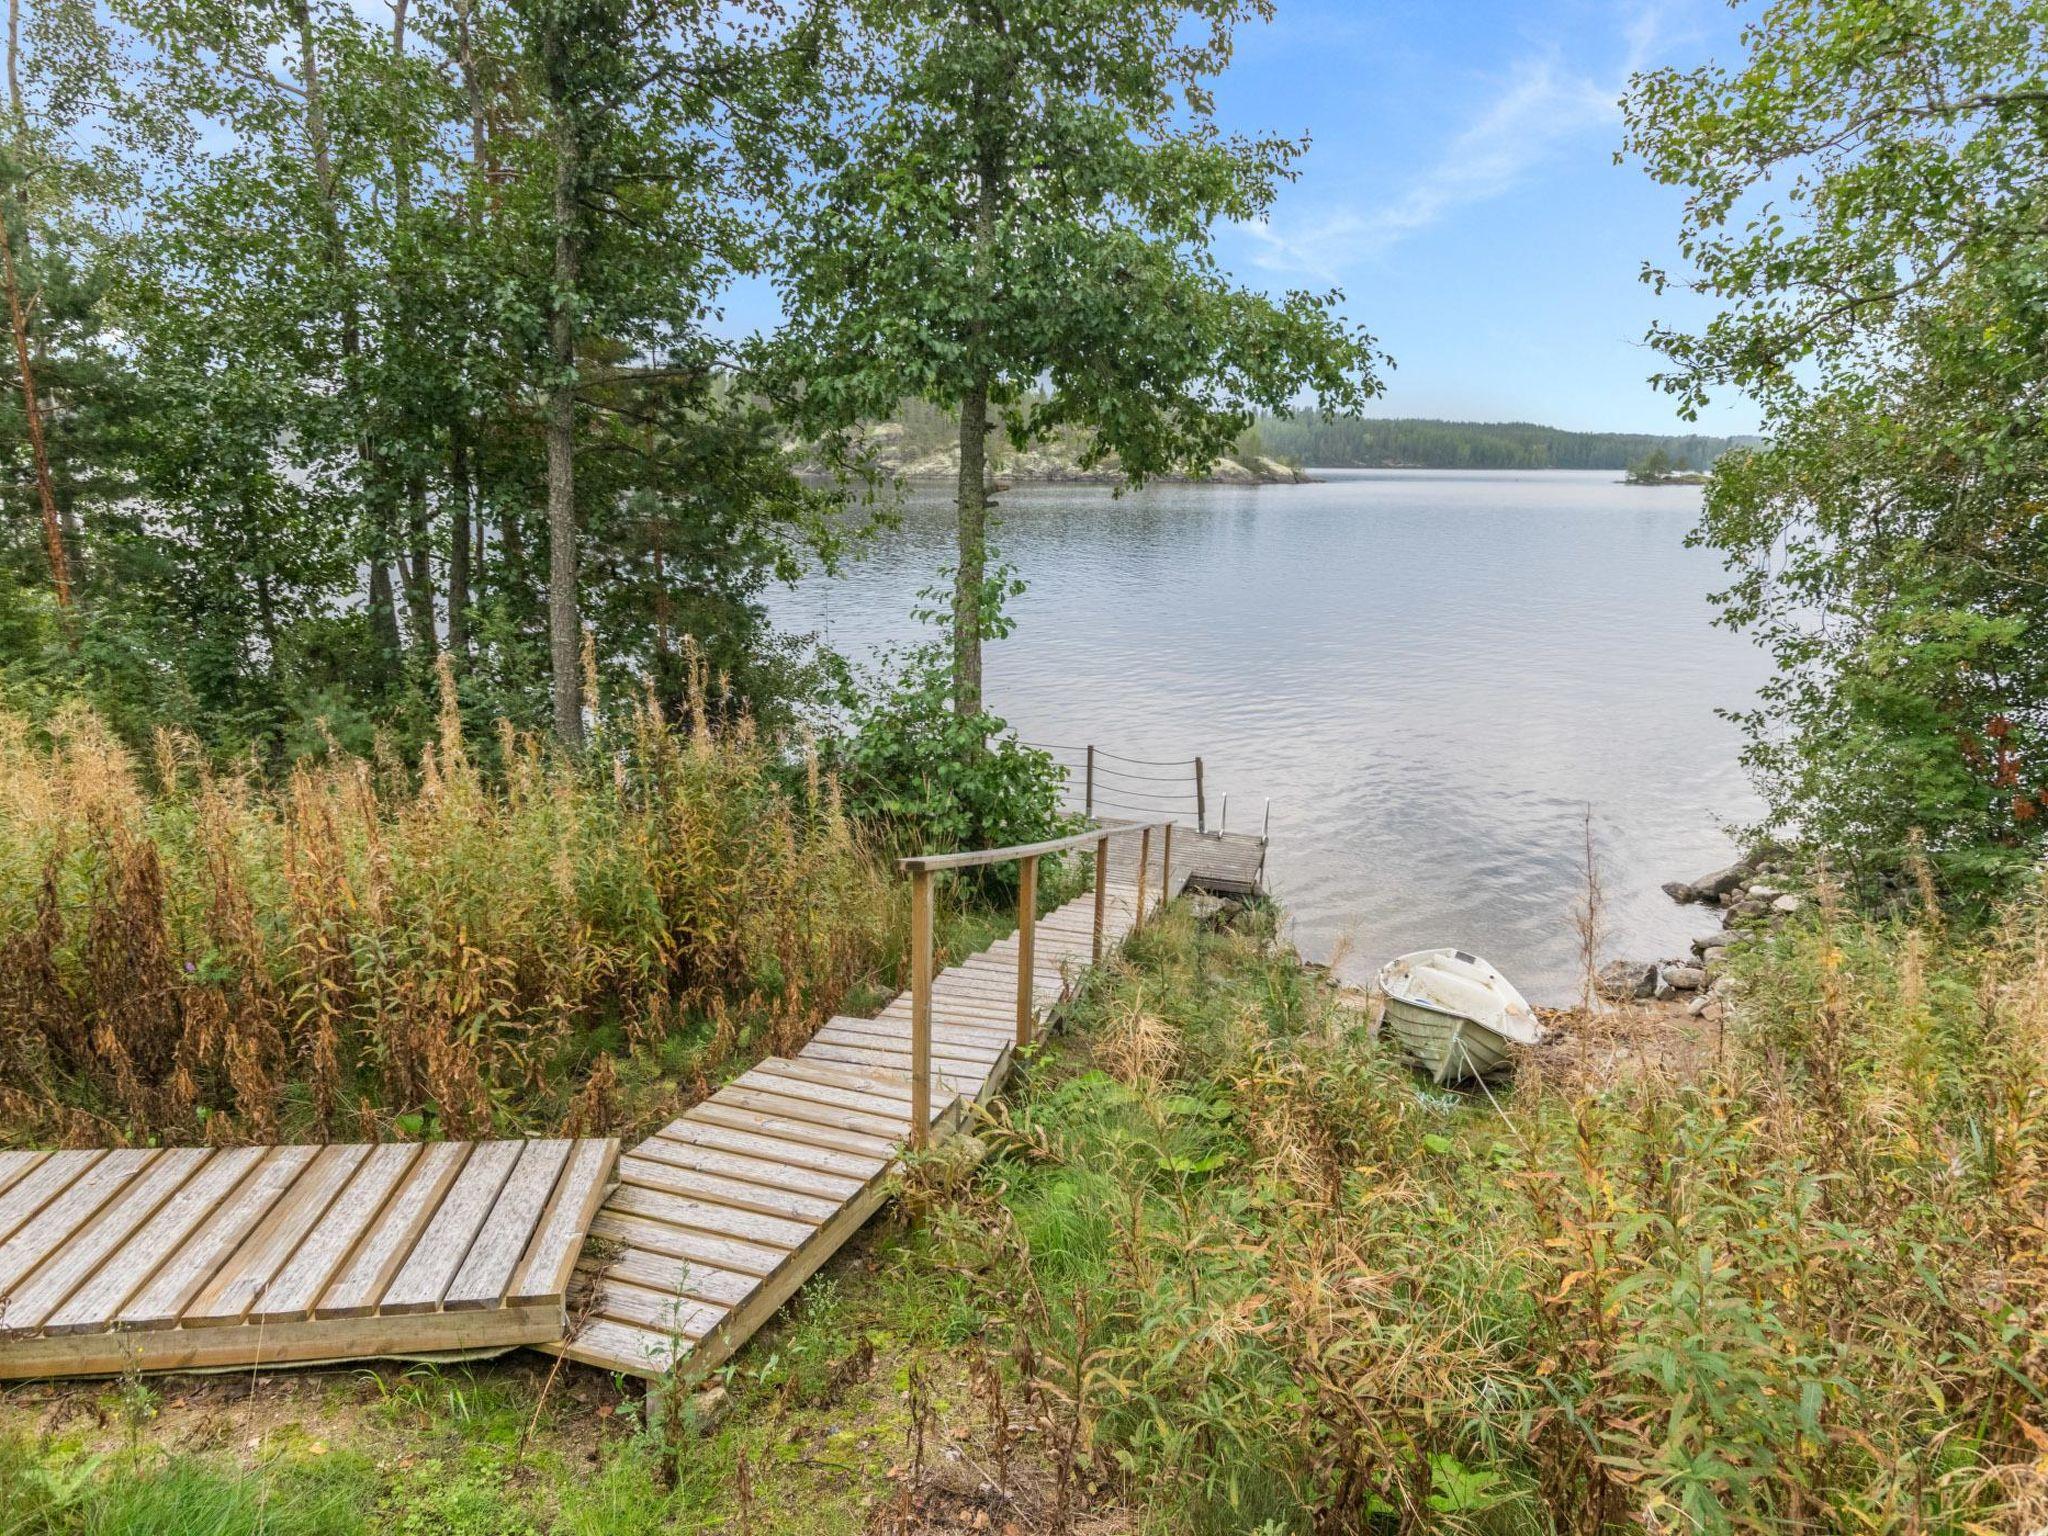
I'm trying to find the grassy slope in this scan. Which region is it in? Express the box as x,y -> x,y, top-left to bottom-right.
4,892 -> 2045,1533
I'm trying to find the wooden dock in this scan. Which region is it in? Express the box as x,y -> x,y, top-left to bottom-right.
0,1138 -> 617,1378
550,876 -> 1155,1380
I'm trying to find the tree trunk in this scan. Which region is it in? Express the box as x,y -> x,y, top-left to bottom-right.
400,476 -> 437,656
951,103 -> 1004,718
953,385 -> 988,715
4,0 -> 68,618
1,198 -> 68,615
448,437 -> 472,662
368,562 -> 401,658
293,0 -> 400,678
543,23 -> 583,748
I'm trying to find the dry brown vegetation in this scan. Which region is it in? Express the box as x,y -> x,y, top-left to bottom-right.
0,666 -> 899,1148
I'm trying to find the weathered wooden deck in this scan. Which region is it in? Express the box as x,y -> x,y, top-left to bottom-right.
0,1138 -> 617,1378
549,877 -> 1160,1381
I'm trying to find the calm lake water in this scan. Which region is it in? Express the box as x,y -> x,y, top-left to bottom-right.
769,468 -> 1774,1003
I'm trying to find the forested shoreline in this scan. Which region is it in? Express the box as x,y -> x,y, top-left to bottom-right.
1240,414 -> 1753,472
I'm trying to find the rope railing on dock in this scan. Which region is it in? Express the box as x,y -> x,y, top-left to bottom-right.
896,818 -> 1176,1145
1021,741 -> 1209,829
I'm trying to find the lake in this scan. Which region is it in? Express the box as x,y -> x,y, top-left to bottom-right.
769,468 -> 1773,1004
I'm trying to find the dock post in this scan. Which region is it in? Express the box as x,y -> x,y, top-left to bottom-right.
1194,758 -> 1205,833
1015,854 -> 1038,1048
1092,835 -> 1109,962
1084,745 -> 1095,821
909,868 -> 934,1147
1135,827 -> 1150,926
1161,822 -> 1173,903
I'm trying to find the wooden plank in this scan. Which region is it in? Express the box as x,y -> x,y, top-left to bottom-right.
652,1118 -> 886,1183
586,1210 -> 787,1290
0,1151 -> 101,1248
605,1183 -> 812,1255
0,1301 -> 561,1380
505,1137 -> 618,1309
557,1315 -> 686,1377
1,1148 -> 210,1336
575,1243 -> 755,1310
578,1272 -> 726,1342
798,1040 -> 986,1093
315,1141 -> 470,1320
248,1143 -> 423,1324
187,1143 -> 370,1327
711,1084 -> 910,1141
0,1151 -> 48,1203
635,1130 -> 865,1202
41,1147 -> 268,1337
616,1154 -> 840,1225
686,1099 -> 902,1161
748,1057 -> 915,1104
0,1149 -> 158,1298
818,1020 -> 1005,1063
119,1146 -> 318,1330
443,1139 -> 573,1312
380,1140 -> 521,1316
740,1063 -> 935,1122
643,1174 -> 897,1382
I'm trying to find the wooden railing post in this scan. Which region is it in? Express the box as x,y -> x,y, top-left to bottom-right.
909,868 -> 934,1147
1160,821 -> 1174,904
1015,854 -> 1038,1047
1084,745 -> 1095,821
1194,757 -> 1205,833
1092,834 -> 1109,962
1135,826 -> 1150,927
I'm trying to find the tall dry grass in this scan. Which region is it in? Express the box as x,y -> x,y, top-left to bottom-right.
0,664 -> 899,1147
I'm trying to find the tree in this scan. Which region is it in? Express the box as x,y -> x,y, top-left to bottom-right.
1626,0 -> 2048,897
773,0 -> 1380,716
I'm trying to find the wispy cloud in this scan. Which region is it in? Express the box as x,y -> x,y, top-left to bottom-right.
1238,0 -> 1686,282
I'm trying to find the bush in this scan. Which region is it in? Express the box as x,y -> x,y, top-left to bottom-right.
823,640 -> 1066,861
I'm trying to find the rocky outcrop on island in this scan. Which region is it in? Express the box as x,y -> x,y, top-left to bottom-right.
812,420 -> 1309,485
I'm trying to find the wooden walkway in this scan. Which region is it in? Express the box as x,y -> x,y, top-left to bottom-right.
0,1138 -> 617,1378
550,878 -> 1161,1380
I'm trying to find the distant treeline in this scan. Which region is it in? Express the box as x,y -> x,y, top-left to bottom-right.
1241,416 -> 1755,472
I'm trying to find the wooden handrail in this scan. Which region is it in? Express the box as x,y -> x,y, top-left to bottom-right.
900,817 -> 1177,1145
896,818 -> 1174,875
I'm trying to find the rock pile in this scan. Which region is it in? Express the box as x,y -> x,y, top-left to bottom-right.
1597,845 -> 1806,1020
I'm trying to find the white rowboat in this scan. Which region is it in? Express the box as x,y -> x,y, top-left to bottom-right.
1376,948 -> 1542,1084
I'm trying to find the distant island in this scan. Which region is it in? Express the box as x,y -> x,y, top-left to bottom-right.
1243,415 -> 1755,474
1622,448 -> 1710,485
819,402 -> 1755,484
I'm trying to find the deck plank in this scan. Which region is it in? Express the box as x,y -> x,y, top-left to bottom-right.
43,1147 -> 268,1336
187,1144 -> 370,1326
0,1150 -> 159,1298
120,1146 -> 319,1330
1,1149 -> 210,1336
505,1138 -> 619,1310
315,1142 -> 470,1321
250,1143 -> 423,1324
443,1139 -> 573,1312
380,1140 -> 522,1315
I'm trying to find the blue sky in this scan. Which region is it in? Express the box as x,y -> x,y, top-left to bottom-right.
724,0 -> 1756,436
1205,0 -> 1754,434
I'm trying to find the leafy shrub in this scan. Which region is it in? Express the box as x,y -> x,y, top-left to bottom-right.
823,638 -> 1066,860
